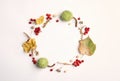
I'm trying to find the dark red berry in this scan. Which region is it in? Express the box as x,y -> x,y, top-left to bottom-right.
29,54 -> 32,57
47,14 -> 51,17
72,62 -> 77,67
33,19 -> 36,22
78,17 -> 80,20
49,17 -> 52,20
76,61 -> 80,66
32,59 -> 37,64
46,14 -> 48,16
46,13 -> 51,17
30,18 -> 33,21
46,17 -> 49,20
50,69 -> 53,71
81,60 -> 84,63
76,59 -> 81,63
32,57 -> 35,60
46,13 -> 50,17
84,32 -> 87,35
56,20 -> 59,22
29,22 -> 32,24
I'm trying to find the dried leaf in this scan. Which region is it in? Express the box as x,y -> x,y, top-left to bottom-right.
36,16 -> 44,25
22,38 -> 37,53
78,36 -> 96,56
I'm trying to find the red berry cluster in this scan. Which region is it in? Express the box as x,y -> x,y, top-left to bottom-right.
72,59 -> 84,67
34,27 -> 41,35
29,18 -> 36,24
84,27 -> 90,35
46,13 -> 52,20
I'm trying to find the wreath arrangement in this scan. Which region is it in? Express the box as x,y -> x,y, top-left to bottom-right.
22,10 -> 96,73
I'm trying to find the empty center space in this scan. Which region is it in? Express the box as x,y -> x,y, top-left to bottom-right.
37,22 -> 79,62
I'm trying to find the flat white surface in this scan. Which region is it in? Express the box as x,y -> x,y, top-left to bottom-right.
0,0 -> 120,81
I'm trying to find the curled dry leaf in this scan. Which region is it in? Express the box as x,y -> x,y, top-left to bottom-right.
78,36 -> 96,56
22,38 -> 37,53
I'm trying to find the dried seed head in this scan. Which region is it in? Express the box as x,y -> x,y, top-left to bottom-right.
56,69 -> 61,72
31,26 -> 34,29
79,21 -> 83,24
68,23 -> 71,25
35,51 -> 39,56
52,14 -> 57,17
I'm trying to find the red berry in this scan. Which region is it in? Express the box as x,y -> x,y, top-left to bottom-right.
56,20 -> 59,22
29,54 -> 32,57
85,28 -> 88,31
46,14 -> 48,16
72,62 -> 78,67
32,59 -> 37,64
46,13 -> 51,17
76,59 -> 81,63
30,18 -> 33,21
83,32 -> 87,35
50,69 -> 53,71
32,57 -> 35,60
87,28 -> 90,31
29,22 -> 32,24
33,19 -> 36,21
46,16 -> 52,20
76,61 -> 80,66
46,17 -> 49,20
47,14 -> 51,17
78,17 -> 80,20
49,17 -> 52,20
81,60 -> 84,63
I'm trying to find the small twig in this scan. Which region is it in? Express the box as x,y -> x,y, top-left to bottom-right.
57,62 -> 71,65
42,20 -> 50,28
73,17 -> 77,27
31,49 -> 34,56
78,27 -> 84,40
23,32 -> 30,39
48,64 -> 56,67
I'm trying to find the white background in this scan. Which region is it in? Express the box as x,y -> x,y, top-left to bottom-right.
0,0 -> 120,81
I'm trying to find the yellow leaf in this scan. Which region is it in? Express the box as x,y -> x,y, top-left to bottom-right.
22,38 -> 37,53
36,16 -> 44,25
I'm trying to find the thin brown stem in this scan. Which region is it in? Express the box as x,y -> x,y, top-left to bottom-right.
23,32 -> 30,39
73,17 -> 77,27
57,62 -> 71,65
48,64 -> 55,67
42,20 -> 50,28
78,27 -> 84,40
